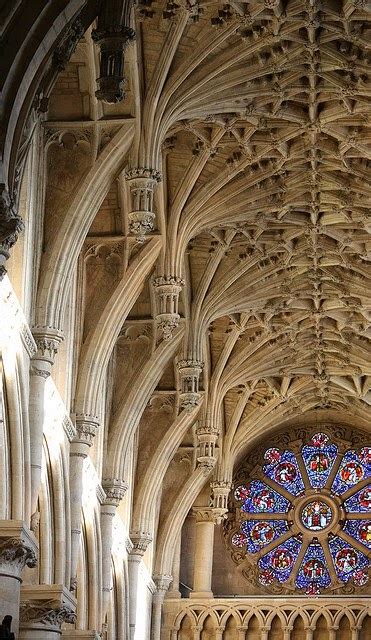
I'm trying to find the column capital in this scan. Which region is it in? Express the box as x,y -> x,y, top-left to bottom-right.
0,187 -> 24,272
0,521 -> 37,579
20,584 -> 77,630
102,478 -> 129,506
192,507 -> 217,524
73,414 -> 100,449
31,326 -> 64,365
130,530 -> 153,557
153,573 -> 173,593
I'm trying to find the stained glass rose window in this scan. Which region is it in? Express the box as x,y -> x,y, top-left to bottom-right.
231,433 -> 371,595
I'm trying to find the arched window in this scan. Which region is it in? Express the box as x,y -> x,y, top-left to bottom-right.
229,431 -> 370,595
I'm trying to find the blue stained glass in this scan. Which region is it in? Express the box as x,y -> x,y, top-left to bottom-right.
296,542 -> 331,590
342,520 -> 371,549
343,485 -> 371,513
259,536 -> 302,583
328,535 -> 368,583
331,450 -> 367,495
263,450 -> 305,496
240,480 -> 290,514
241,519 -> 289,553
302,441 -> 338,489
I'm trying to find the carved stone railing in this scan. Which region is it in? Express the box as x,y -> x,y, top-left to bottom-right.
162,596 -> 371,640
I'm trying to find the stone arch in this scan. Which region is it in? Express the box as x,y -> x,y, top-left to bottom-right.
178,612 -> 196,640
359,615 -> 371,640
223,614 -> 239,639
336,615 -> 352,640
268,614 -> 284,640
313,614 -> 330,640
291,615 -> 306,640
200,613 -> 217,640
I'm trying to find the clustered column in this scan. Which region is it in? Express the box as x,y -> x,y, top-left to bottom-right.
100,478 -> 128,622
153,276 -> 184,340
177,360 -> 204,412
151,573 -> 172,640
69,414 -> 99,591
29,328 -> 63,530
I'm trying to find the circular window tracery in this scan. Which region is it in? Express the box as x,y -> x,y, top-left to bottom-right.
230,432 -> 371,595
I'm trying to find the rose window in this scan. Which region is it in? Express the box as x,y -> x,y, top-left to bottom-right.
231,433 -> 371,595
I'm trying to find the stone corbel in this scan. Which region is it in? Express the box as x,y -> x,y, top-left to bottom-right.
125,168 -> 162,242
153,275 -> 184,340
210,479 -> 231,522
195,424 -> 218,469
177,359 -> 204,412
20,584 -> 76,637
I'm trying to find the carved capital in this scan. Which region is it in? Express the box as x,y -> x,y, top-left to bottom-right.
74,414 -> 99,447
130,530 -> 152,556
102,478 -> 129,506
153,573 -> 173,593
0,187 -> 24,266
32,327 -> 64,365
0,537 -> 37,576
20,601 -> 76,627
192,508 -> 218,524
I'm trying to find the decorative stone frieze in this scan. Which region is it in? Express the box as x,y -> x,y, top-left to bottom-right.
153,275 -> 184,340
125,168 -> 162,242
177,359 -> 203,411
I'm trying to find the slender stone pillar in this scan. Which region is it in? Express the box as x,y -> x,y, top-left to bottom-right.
29,328 -> 63,530
100,479 -> 128,623
190,508 -> 216,598
166,532 -> 181,599
151,574 -> 172,640
69,414 -> 99,591
19,584 -> 76,639
128,530 -> 152,640
0,521 -> 37,636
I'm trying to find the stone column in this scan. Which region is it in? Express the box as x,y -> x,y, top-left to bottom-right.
128,530 -> 152,640
153,276 -> 184,341
100,478 -> 128,623
190,508 -> 217,598
0,521 -> 37,636
151,574 -> 172,640
29,328 -> 63,530
19,584 -> 76,639
69,414 -> 99,591
177,360 -> 203,412
166,532 -> 181,599
125,168 -> 162,243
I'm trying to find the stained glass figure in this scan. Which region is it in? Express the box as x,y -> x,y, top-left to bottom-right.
241,519 -> 289,553
232,434 -> 370,594
301,500 -> 333,531
296,542 -> 331,592
239,480 -> 290,514
342,520 -> 371,549
332,451 -> 365,495
231,532 -> 248,548
328,536 -> 368,583
302,435 -> 337,488
343,486 -> 371,513
264,450 -> 305,496
259,536 -> 302,583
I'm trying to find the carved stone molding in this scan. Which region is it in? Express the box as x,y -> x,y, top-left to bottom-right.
53,19 -> 84,72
